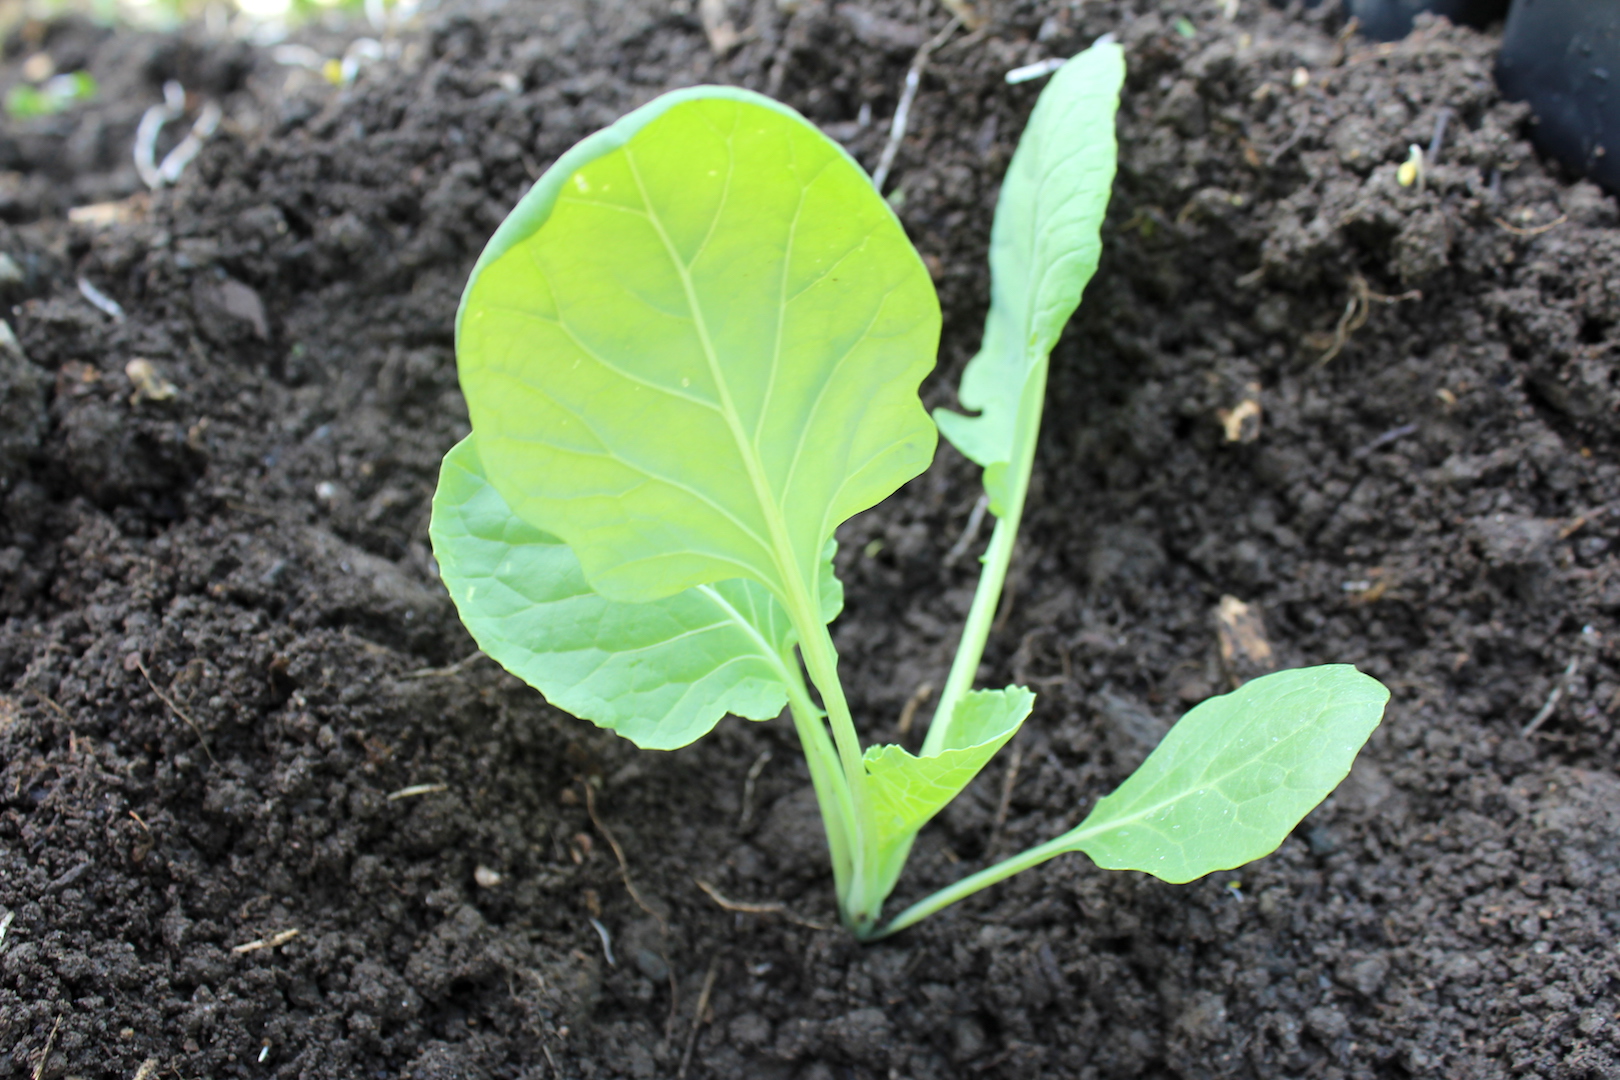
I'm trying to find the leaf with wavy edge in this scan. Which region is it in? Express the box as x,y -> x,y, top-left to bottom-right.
430,435 -> 842,750
457,88 -> 938,624
934,40 -> 1123,514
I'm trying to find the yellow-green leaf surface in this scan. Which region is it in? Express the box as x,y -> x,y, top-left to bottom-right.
935,40 -> 1123,514
863,687 -> 1034,894
458,88 -> 939,618
1061,666 -> 1389,882
430,436 -> 841,750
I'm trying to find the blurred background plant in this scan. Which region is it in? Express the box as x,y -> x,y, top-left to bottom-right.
3,65 -> 92,115
0,0 -> 408,37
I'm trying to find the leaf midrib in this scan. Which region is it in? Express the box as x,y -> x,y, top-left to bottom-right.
621,136 -> 819,628
1061,701 -> 1348,854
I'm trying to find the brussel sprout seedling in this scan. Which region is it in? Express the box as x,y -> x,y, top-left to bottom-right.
429,40 -> 1389,939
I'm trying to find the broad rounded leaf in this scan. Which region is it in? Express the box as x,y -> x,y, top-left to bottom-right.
1061,665 -> 1389,882
430,436 -> 840,751
458,88 -> 939,616
935,40 -> 1123,514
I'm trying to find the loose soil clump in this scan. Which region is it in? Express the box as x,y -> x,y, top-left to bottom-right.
2,2 -> 1618,1078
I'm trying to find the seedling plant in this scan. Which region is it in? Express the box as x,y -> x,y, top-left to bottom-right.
429,40 -> 1389,940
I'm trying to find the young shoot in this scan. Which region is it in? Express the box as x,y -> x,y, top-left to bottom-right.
430,41 -> 1389,940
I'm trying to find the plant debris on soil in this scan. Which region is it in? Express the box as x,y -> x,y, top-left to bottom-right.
3,2 -> 1619,1078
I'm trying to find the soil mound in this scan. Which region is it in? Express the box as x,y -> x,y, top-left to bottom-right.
2,2 -> 1617,1077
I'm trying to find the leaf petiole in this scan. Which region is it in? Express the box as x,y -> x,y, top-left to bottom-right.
792,614 -> 883,933
875,665 -> 1390,938
922,355 -> 1046,758
869,829 -> 1070,939
780,653 -> 858,904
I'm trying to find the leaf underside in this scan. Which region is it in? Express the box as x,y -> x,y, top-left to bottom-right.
1063,665 -> 1390,883
457,92 -> 940,613
430,436 -> 840,750
934,40 -> 1124,514
863,686 -> 1035,894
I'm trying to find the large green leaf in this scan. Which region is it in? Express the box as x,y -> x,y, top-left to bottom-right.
934,40 -> 1123,514
862,687 -> 1034,896
430,435 -> 840,751
1061,665 -> 1389,882
457,89 -> 939,621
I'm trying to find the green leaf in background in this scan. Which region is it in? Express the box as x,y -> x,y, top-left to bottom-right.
862,686 -> 1034,895
457,88 -> 939,621
1060,665 -> 1389,882
430,436 -> 840,751
934,40 -> 1123,515
5,71 -> 97,119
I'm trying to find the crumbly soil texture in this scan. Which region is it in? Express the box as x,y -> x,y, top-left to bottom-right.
3,2 -> 1619,1078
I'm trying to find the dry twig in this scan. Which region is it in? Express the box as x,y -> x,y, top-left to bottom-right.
386,782 -> 449,801
1312,274 -> 1421,367
987,738 -> 1025,856
585,783 -> 668,934
31,1017 -> 61,1080
587,917 -> 616,966
134,656 -> 217,765
27,689 -> 70,723
232,928 -> 300,954
1493,213 -> 1567,237
737,749 -> 772,829
895,681 -> 935,740
678,955 -> 723,1080
401,653 -> 482,680
1523,658 -> 1580,737
693,878 -> 832,930
585,782 -> 680,1033
944,494 -> 990,567
871,17 -> 961,191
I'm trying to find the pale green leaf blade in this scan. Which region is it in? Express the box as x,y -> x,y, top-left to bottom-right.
430,435 -> 810,751
935,40 -> 1124,512
864,686 -> 1034,857
1061,665 -> 1389,883
458,89 -> 939,612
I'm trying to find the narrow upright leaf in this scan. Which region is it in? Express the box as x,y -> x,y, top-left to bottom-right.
1058,665 -> 1388,882
935,40 -> 1123,514
430,436 -> 839,751
862,687 -> 1034,894
457,88 -> 939,622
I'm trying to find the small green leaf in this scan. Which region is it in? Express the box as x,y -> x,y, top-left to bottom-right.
934,39 -> 1123,515
430,435 -> 840,750
5,71 -> 97,119
862,687 -> 1034,894
1060,665 -> 1389,883
458,88 -> 939,627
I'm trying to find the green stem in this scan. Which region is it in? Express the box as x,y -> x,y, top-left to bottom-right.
922,509 -> 1021,756
797,627 -> 866,803
867,829 -> 1074,939
923,356 -> 1046,756
795,620 -> 880,932
781,658 -> 856,899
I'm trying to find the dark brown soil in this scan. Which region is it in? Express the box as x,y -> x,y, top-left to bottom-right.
3,2 -> 1619,1078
